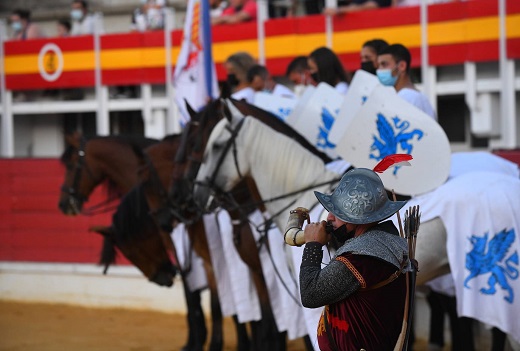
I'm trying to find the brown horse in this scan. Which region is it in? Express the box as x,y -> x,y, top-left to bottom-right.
58,133 -> 206,351
137,123 -> 254,351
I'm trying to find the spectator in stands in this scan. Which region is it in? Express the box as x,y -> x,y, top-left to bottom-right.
377,43 -> 437,120
131,0 -> 166,32
268,0 -> 297,18
8,9 -> 44,40
285,56 -> 312,97
212,0 -> 257,25
286,56 -> 312,86
224,52 -> 257,103
57,19 -> 72,37
323,0 -> 391,15
248,64 -> 296,99
210,0 -> 229,18
360,38 -> 388,74
308,47 -> 350,95
70,0 -> 96,35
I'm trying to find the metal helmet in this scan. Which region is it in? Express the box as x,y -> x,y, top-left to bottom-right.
315,168 -> 407,225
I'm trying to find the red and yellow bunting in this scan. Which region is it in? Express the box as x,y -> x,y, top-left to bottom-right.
3,0 -> 520,90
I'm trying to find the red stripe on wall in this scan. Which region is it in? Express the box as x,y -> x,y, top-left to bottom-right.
0,159 -> 133,265
212,22 -> 257,42
508,38 -> 520,59
333,6 -> 420,32
4,36 -> 94,55
5,71 -> 95,91
102,67 -> 166,86
101,31 -> 165,49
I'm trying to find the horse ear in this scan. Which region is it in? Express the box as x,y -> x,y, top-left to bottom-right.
184,99 -> 197,119
89,225 -> 114,238
220,82 -> 231,99
65,130 -> 81,148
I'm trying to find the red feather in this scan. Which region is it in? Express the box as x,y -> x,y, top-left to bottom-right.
373,154 -> 413,173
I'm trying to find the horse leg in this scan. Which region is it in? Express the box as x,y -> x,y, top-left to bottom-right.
232,315 -> 251,351
426,290 -> 446,350
181,283 -> 207,351
491,327 -> 506,351
438,292 -> 475,351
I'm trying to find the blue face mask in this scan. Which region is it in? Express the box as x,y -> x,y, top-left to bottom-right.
11,21 -> 23,33
71,9 -> 83,21
376,68 -> 398,87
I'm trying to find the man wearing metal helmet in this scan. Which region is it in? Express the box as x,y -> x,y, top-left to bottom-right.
300,168 -> 411,350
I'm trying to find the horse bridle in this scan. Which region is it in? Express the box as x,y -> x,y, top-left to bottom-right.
60,137 -> 97,209
196,116 -> 246,211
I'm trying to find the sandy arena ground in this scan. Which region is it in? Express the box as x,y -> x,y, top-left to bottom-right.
0,301 -> 435,351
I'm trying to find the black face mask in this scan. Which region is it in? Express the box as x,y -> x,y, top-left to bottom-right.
361,61 -> 376,75
331,224 -> 355,243
310,72 -> 320,84
226,73 -> 239,87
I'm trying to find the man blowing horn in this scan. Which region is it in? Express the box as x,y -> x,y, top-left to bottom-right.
298,168 -> 412,351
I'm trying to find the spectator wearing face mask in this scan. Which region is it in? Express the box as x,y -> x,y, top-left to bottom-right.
8,9 -> 44,41
360,39 -> 388,75
70,0 -> 99,35
308,47 -> 351,95
247,65 -> 296,99
377,43 -> 437,120
285,56 -> 312,97
224,52 -> 257,103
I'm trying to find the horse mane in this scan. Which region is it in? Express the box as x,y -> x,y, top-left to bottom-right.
233,117 -> 340,225
89,135 -> 160,199
231,99 -> 333,164
110,183 -> 152,244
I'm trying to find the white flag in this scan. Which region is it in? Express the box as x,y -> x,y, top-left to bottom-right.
173,0 -> 219,127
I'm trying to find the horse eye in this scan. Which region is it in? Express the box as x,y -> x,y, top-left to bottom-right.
213,142 -> 225,151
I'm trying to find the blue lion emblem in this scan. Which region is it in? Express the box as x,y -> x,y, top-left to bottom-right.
370,113 -> 423,175
316,107 -> 336,150
464,228 -> 519,303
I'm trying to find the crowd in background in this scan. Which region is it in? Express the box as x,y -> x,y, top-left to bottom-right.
6,0 -> 460,41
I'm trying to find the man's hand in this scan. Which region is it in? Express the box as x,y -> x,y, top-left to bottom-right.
304,220 -> 330,245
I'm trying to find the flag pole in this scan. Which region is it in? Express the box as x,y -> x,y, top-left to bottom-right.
201,0 -> 214,99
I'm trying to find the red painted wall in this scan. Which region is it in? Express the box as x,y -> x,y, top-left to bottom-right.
0,159 -> 130,265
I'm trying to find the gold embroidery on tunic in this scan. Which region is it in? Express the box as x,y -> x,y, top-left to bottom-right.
336,256 -> 366,288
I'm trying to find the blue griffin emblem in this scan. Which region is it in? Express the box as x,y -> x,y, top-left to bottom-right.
316,107 -> 337,150
276,107 -> 292,121
464,228 -> 519,303
370,113 -> 423,175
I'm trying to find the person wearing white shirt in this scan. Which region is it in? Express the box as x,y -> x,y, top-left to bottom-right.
376,43 -> 437,120
247,64 -> 296,99
70,0 -> 98,35
224,52 -> 257,104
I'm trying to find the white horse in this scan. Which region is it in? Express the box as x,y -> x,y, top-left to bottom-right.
193,111 -> 520,349
193,112 -> 450,347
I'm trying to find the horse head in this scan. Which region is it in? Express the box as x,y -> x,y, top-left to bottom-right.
152,98 -> 230,229
90,185 -> 178,287
92,225 -> 176,287
58,132 -> 102,215
193,109 -> 250,212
